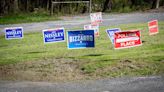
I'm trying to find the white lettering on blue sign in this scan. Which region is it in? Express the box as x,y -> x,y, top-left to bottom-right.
69,35 -> 93,42
67,30 -> 95,49
5,27 -> 23,40
43,28 -> 65,44
44,32 -> 64,38
6,30 -> 22,35
106,28 -> 121,44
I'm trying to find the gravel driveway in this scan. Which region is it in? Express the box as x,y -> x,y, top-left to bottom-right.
0,12 -> 164,34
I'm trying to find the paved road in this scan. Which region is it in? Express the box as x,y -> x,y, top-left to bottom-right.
0,76 -> 164,92
0,12 -> 164,34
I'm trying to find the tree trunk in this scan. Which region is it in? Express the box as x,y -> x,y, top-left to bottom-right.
47,0 -> 49,11
0,0 -> 5,15
151,0 -> 156,9
102,0 -> 112,12
156,0 -> 160,8
26,0 -> 29,11
13,0 -> 19,13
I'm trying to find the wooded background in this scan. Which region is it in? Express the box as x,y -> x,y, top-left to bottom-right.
0,0 -> 164,16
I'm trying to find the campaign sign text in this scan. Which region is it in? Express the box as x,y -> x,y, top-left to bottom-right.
106,28 -> 121,44
43,28 -> 65,44
5,27 -> 23,40
67,30 -> 95,49
84,24 -> 99,37
148,20 -> 158,35
114,30 -> 142,49
90,12 -> 102,25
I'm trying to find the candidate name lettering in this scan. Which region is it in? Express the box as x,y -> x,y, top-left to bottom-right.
69,35 -> 93,42
117,33 -> 137,38
44,32 -> 64,38
120,41 -> 135,47
6,30 -> 22,35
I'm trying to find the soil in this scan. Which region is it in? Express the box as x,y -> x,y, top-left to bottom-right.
0,58 -> 88,82
0,58 -> 148,82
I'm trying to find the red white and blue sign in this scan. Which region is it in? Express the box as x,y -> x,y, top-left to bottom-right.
114,30 -> 142,49
106,28 -> 121,44
90,12 -> 102,25
5,27 -> 23,40
42,28 -> 65,44
84,24 -> 99,37
67,30 -> 95,49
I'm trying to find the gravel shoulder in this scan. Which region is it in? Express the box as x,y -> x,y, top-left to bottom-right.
0,76 -> 164,92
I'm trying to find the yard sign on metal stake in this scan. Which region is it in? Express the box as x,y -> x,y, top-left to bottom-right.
106,28 -> 121,44
67,30 -> 95,49
84,24 -> 99,37
90,12 -> 102,25
114,30 -> 142,49
42,27 -> 65,44
5,27 -> 23,40
148,20 -> 159,35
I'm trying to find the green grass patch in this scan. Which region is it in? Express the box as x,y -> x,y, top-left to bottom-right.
0,13 -> 59,24
0,22 -> 164,79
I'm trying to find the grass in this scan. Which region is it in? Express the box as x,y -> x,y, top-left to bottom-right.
0,22 -> 164,80
0,13 -> 59,24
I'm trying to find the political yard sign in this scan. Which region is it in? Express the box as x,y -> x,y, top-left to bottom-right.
90,12 -> 102,25
148,20 -> 159,35
67,30 -> 95,49
114,30 -> 142,49
5,27 -> 23,40
84,24 -> 99,37
106,28 -> 121,44
42,28 -> 65,44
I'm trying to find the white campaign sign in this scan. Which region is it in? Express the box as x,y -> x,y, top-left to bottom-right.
84,24 -> 99,37
90,12 -> 102,24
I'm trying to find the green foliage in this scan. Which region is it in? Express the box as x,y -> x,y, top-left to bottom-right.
0,12 -> 59,24
118,6 -> 132,13
103,0 -> 163,12
1,0 -> 164,16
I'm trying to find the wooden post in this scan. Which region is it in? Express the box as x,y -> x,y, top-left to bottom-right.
89,0 -> 92,13
87,1 -> 89,13
156,0 -> 160,9
51,1 -> 91,15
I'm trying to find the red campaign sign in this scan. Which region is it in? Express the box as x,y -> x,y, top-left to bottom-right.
114,30 -> 142,49
148,20 -> 159,35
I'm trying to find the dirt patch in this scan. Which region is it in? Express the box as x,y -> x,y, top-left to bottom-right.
0,58 -> 161,82
90,59 -> 151,78
0,58 -> 89,82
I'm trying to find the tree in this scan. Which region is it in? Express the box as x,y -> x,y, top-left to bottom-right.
13,0 -> 19,13
102,0 -> 112,12
152,0 -> 160,9
156,0 -> 160,8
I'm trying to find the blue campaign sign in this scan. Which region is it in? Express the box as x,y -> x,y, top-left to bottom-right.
67,30 -> 95,49
5,27 -> 23,39
43,28 -> 65,44
106,28 -> 121,44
